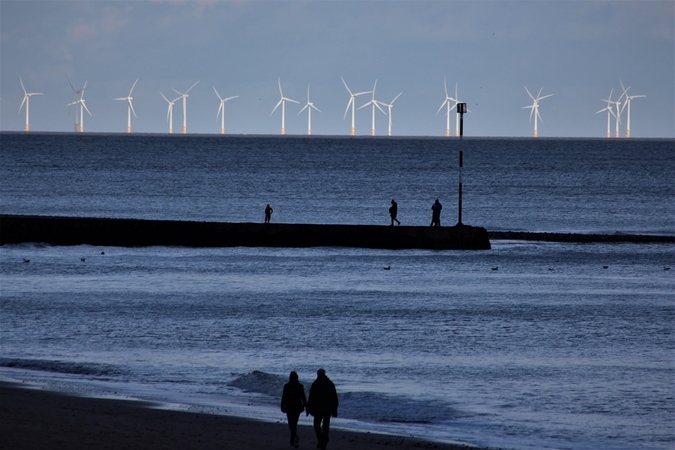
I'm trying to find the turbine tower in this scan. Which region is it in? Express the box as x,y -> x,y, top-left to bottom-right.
172,81 -> 199,134
613,92 -> 623,138
595,89 -> 616,138
161,92 -> 180,134
19,77 -> 43,132
342,77 -> 372,136
271,77 -> 298,135
437,78 -> 458,136
115,78 -> 138,133
358,80 -> 387,136
298,84 -> 321,135
213,86 -> 238,135
523,86 -> 552,137
620,80 -> 646,138
380,92 -> 402,136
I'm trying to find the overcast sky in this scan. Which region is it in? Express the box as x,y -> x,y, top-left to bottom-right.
1,0 -> 673,137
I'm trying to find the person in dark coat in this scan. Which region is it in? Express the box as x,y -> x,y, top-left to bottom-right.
265,204 -> 274,223
389,199 -> 401,226
280,371 -> 308,448
307,368 -> 339,450
430,199 -> 442,226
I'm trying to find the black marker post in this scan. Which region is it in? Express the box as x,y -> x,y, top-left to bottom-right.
457,102 -> 467,226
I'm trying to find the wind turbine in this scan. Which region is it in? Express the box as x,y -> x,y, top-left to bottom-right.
161,92 -> 180,134
66,76 -> 85,132
271,77 -> 299,135
298,84 -> 321,135
358,80 -> 387,136
595,89 -> 616,138
67,79 -> 91,133
342,77 -> 372,136
379,92 -> 402,136
620,80 -> 646,138
523,86 -> 552,137
114,78 -> 138,133
437,78 -> 458,136
213,86 -> 238,135
19,77 -> 43,132
172,81 -> 199,134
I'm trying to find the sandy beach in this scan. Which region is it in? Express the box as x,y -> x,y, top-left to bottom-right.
0,381 -> 485,450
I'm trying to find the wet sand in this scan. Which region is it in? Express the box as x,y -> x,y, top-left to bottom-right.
0,381 -> 486,450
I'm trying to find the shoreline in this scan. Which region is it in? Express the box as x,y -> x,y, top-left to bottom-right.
0,381 -> 486,450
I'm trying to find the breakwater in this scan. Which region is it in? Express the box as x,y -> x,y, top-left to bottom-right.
488,231 -> 674,243
0,215 -> 491,250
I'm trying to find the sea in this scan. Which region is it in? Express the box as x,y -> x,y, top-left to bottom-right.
1,133 -> 673,450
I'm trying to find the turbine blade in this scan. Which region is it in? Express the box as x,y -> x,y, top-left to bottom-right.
271,99 -> 283,115
224,96 -> 239,102
311,104 -> 321,113
213,86 -> 223,101
342,77 -> 353,96
524,86 -> 535,100
20,77 -> 27,95
391,92 -> 402,104
375,101 -> 386,115
129,99 -> 137,117
66,74 -> 75,92
344,97 -> 353,119
185,81 -> 199,94
82,101 -> 92,116
129,78 -> 139,95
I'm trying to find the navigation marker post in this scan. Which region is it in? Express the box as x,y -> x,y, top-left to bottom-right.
457,102 -> 467,226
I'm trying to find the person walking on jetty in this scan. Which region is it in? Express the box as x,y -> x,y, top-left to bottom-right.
389,199 -> 401,226
280,371 -> 308,448
264,204 -> 274,223
430,199 -> 442,226
307,368 -> 339,450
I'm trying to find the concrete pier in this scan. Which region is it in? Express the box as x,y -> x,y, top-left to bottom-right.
0,215 -> 492,250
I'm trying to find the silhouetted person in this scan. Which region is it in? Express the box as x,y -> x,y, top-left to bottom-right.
265,204 -> 274,223
307,368 -> 339,450
281,371 -> 308,448
389,199 -> 401,226
430,199 -> 442,226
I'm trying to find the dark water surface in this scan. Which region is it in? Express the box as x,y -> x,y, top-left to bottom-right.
1,133 -> 673,450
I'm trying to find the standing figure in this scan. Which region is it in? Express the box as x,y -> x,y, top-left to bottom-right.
389,199 -> 401,226
430,199 -> 442,226
281,371 -> 308,448
307,368 -> 339,450
265,204 -> 274,223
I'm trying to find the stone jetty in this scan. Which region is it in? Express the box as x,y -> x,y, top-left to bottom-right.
0,215 -> 492,250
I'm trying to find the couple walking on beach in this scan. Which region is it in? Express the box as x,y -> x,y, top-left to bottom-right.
281,368 -> 339,450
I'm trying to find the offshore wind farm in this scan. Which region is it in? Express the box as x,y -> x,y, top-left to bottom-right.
2,75 -> 659,138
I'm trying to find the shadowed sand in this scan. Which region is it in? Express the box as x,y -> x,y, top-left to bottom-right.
0,382 -> 487,450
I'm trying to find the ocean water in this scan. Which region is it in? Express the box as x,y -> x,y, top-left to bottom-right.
1,133 -> 674,450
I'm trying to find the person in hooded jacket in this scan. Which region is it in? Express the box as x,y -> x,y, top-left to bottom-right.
280,371 -> 308,448
307,368 -> 339,450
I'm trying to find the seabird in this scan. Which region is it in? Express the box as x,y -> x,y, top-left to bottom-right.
491,266 -> 498,271
23,258 -> 30,263
383,266 -> 391,270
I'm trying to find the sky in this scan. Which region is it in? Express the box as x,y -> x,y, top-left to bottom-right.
1,0 -> 673,138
